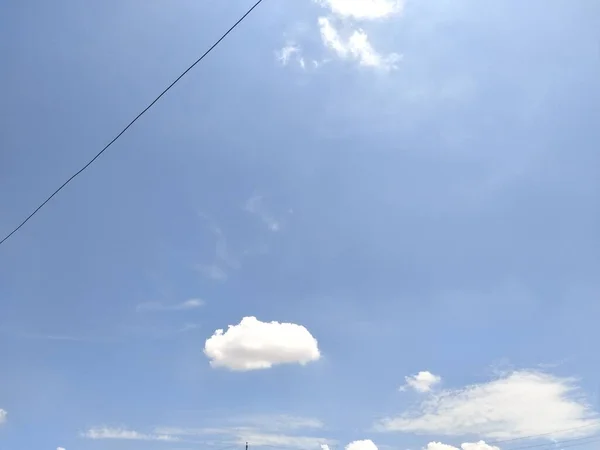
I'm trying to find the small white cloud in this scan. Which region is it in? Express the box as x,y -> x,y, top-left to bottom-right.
57,447 -> 66,450
377,370 -> 600,440
317,0 -> 404,20
0,409 -> 6,424
322,445 -> 331,450
346,439 -> 379,450
318,17 -> 400,70
425,442 -> 499,450
277,43 -> 302,66
204,316 -> 321,371
136,299 -> 204,312
83,427 -> 178,441
401,371 -> 442,393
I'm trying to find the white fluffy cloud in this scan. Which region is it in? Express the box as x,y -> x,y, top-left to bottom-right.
57,447 -> 66,450
346,440 -> 379,450
318,17 -> 400,69
83,427 -> 178,441
402,371 -> 442,393
317,0 -> 404,20
378,370 -> 600,439
426,442 -> 499,450
204,316 -> 321,371
0,409 -> 6,424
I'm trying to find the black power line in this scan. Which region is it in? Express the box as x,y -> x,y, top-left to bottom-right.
0,0 -> 265,248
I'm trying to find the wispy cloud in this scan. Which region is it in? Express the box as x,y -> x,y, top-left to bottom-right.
244,194 -> 282,232
278,0 -> 402,71
196,214 -> 241,282
154,421 -> 334,450
82,426 -> 179,442
0,409 -> 6,424
236,415 -> 324,431
197,263 -> 229,281
276,43 -> 322,71
136,299 -> 204,312
377,370 -> 600,440
318,17 -> 400,70
277,43 -> 303,66
0,327 -> 119,344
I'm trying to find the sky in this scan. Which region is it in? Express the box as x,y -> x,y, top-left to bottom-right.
1,0 -> 600,449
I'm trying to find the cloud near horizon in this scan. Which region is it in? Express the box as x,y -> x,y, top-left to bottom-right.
82,426 -> 179,442
377,370 -> 600,440
153,417 -> 334,450
346,439 -> 379,450
426,441 -> 499,450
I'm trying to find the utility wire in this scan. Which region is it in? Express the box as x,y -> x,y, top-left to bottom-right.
504,434 -> 600,450
509,436 -> 600,450
487,422 -> 600,446
0,0 -> 265,248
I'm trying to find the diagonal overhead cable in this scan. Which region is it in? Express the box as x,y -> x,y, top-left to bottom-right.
0,0 -> 265,247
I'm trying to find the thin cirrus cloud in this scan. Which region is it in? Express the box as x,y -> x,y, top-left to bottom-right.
376,370 -> 600,440
0,409 -> 6,424
235,414 -> 324,431
229,431 -> 334,449
196,213 -> 241,282
82,427 -> 179,442
154,417 -> 334,450
204,316 -> 321,371
135,299 -> 204,312
426,442 -> 499,450
244,194 -> 282,232
401,371 -> 442,393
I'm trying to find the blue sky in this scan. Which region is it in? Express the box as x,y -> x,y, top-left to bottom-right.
1,0 -> 600,449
